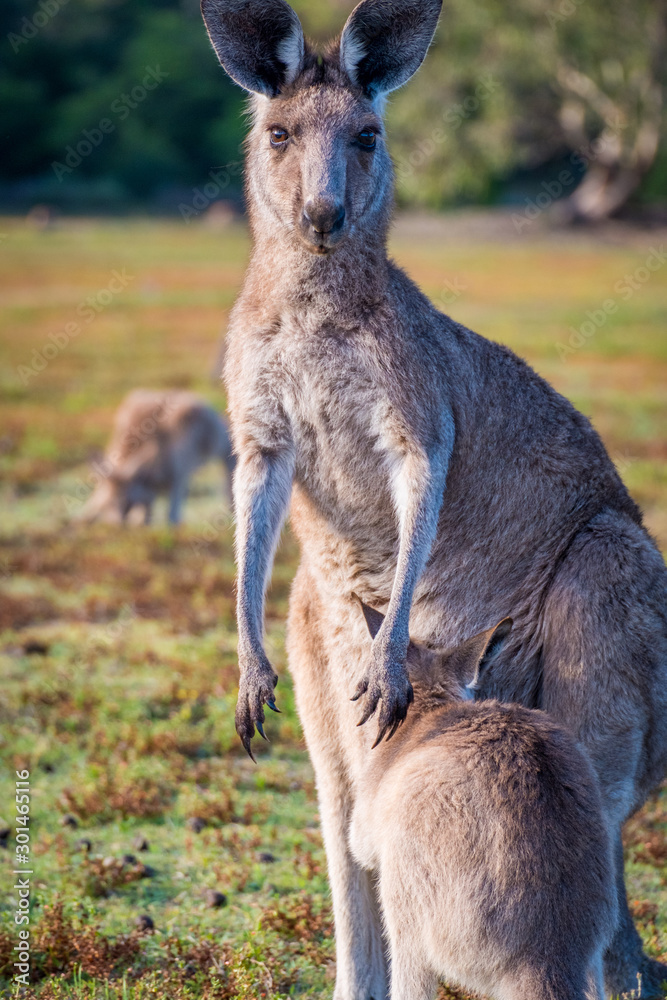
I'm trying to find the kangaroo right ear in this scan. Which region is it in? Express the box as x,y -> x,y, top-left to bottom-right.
201,0 -> 304,97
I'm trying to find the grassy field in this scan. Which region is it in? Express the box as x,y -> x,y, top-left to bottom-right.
1,212 -> 666,999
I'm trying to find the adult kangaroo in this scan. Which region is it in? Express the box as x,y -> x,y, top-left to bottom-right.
200,0 -> 667,996
80,390 -> 235,525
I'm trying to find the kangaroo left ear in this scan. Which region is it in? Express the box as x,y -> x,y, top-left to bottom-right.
466,617 -> 513,694
359,599 -> 385,640
340,0 -> 442,100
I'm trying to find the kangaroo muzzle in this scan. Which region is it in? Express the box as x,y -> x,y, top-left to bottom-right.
301,197 -> 347,253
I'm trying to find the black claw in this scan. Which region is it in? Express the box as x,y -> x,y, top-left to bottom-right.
242,736 -> 257,763
357,697 -> 379,727
385,718 -> 402,742
371,727 -> 386,749
267,700 -> 281,714
256,720 -> 269,741
350,680 -> 368,702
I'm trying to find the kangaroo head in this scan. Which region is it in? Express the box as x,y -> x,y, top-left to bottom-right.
360,600 -> 513,701
201,0 -> 441,254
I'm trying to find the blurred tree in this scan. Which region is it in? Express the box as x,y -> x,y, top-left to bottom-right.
1,0 -> 665,214
0,0 -> 245,203
551,0 -> 665,220
387,0 -> 667,217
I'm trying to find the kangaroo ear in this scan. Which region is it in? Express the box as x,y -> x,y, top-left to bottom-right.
340,0 -> 442,100
465,618 -> 513,694
359,599 -> 385,640
201,0 -> 304,97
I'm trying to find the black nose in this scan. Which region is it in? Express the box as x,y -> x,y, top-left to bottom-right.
303,199 -> 345,235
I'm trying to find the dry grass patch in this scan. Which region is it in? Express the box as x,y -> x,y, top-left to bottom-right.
624,791 -> 667,866
59,773 -> 175,823
76,856 -> 156,899
32,901 -> 143,980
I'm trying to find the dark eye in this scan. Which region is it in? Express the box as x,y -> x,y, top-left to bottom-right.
270,127 -> 289,146
358,129 -> 376,149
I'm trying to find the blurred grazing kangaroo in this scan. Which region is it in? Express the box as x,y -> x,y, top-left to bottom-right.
200,0 -> 667,995
81,389 -> 235,525
348,603 -> 616,1000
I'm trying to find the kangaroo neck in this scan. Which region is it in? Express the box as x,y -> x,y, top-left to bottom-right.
247,229 -> 391,319
243,166 -> 394,318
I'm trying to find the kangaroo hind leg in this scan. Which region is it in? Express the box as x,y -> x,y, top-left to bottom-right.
585,950 -> 605,1000
382,899 -> 437,1000
388,947 -> 437,1000
498,966 -> 588,1000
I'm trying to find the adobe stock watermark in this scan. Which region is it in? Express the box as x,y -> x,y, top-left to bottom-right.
612,450 -> 634,478
14,769 -> 32,988
32,607 -> 137,706
63,394 -> 180,516
511,120 -> 627,233
178,162 -> 244,222
395,74 -> 500,184
16,269 -> 134,385
432,275 -> 468,311
8,0 -> 69,54
189,507 -> 235,558
557,245 -> 667,361
69,603 -> 137,671
546,0 -> 585,29
51,67 -> 168,181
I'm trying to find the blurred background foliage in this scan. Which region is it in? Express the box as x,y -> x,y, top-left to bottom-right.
1,0 -> 666,216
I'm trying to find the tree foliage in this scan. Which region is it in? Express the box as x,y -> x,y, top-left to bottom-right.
1,0 -> 246,205
1,0 -> 666,214
387,0 -> 667,215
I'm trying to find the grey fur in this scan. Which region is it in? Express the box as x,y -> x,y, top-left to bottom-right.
201,0 -> 667,994
201,0 -> 304,96
341,0 -> 442,99
349,604 -> 616,1000
80,389 -> 235,525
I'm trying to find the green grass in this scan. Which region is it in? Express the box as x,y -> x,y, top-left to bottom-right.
0,213 -> 666,998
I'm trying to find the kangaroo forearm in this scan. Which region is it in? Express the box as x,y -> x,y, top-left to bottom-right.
349,444 -> 450,741
384,440 -> 451,646
234,446 -> 295,660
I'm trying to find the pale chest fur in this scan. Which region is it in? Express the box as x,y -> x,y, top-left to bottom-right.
227,309 -> 427,596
